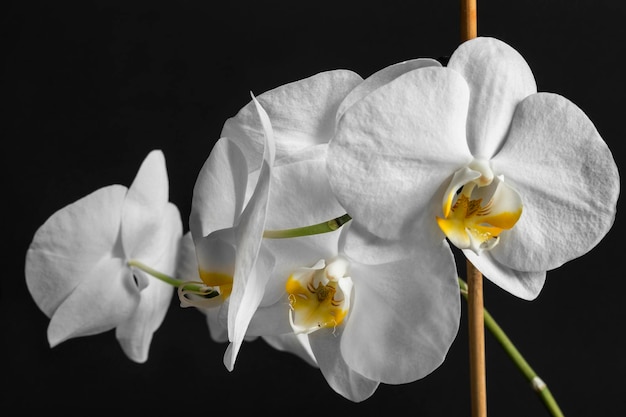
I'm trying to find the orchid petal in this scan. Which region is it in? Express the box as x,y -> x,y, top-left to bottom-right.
122,150 -> 169,260
244,301 -> 293,337
448,37 -> 537,159
337,58 -> 441,121
189,137 -> 248,241
340,221 -> 429,265
194,228 -> 236,287
463,249 -> 546,300
115,273 -> 172,362
262,333 -> 318,368
340,242 -> 460,384
328,66 -> 472,262
25,185 -> 127,317
175,232 -> 200,282
225,96 -> 276,371
224,242 -> 275,371
491,93 -> 620,272
221,70 -> 363,169
116,203 -> 182,363
206,308 -> 228,343
265,145 -> 345,229
47,257 -> 138,347
308,326 -> 380,402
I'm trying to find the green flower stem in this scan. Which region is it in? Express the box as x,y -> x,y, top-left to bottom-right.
263,213 -> 352,239
458,278 -> 565,417
127,259 -> 206,293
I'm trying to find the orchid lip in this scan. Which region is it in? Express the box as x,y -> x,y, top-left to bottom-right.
177,269 -> 233,309
437,164 -> 523,255
286,256 -> 353,335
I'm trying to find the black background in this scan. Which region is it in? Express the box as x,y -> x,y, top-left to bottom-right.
3,1 -> 624,415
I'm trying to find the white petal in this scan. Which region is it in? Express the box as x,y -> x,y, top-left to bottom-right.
244,301 -> 292,337
175,232 -> 200,283
448,37 -> 537,159
117,203 -> 182,362
265,146 -> 345,229
225,97 -> 276,371
222,70 -> 363,170
463,249 -> 546,300
47,258 -> 139,347
340,221 -> 430,265
189,137 -> 248,241
337,58 -> 441,121
262,333 -> 318,368
122,150 -> 169,260
116,275 -> 173,363
328,66 -> 472,258
491,93 -> 620,272
206,307 -> 229,343
193,228 -> 236,280
309,327 -> 380,402
25,185 -> 127,317
340,242 -> 460,384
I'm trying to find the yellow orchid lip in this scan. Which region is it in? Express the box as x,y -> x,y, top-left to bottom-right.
286,256 -> 353,335
438,166 -> 522,254
199,270 -> 234,299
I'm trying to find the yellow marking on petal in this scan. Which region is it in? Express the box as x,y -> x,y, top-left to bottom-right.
437,216 -> 471,249
437,186 -> 523,254
286,274 -> 348,334
199,270 -> 233,299
480,210 -> 522,230
443,190 -> 455,218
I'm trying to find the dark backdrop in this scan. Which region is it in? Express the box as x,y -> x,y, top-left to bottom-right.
3,1 -> 624,415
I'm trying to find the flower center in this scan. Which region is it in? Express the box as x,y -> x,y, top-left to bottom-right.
436,160 -> 523,254
286,256 -> 353,335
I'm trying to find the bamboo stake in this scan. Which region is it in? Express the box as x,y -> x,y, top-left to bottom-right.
466,258 -> 487,417
460,0 -> 477,41
460,1 -> 484,416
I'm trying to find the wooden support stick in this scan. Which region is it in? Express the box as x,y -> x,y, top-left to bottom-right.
467,258 -> 487,417
460,3 -> 484,414
460,0 -> 477,41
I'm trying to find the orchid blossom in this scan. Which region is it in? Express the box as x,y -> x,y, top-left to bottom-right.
327,36 -> 620,300
184,96 -> 275,372
25,150 -> 182,363
252,197 -> 460,402
261,230 -> 460,402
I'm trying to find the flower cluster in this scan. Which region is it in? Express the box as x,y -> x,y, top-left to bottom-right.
25,37 -> 619,402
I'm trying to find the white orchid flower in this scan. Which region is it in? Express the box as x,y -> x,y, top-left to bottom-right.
25,150 -> 182,363
255,224 -> 460,402
327,37 -> 620,300
185,96 -> 276,372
